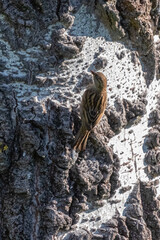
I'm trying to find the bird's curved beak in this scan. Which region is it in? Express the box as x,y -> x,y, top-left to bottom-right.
91,70 -> 96,75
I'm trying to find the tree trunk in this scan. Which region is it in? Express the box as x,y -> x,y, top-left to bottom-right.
0,0 -> 160,239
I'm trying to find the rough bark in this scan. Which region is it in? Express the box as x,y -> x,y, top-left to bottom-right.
0,0 -> 160,239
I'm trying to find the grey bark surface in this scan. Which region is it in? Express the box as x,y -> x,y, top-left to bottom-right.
0,0 -> 160,239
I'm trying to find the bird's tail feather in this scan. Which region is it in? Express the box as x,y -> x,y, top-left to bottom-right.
73,126 -> 90,152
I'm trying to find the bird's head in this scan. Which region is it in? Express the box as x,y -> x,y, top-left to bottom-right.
91,71 -> 107,90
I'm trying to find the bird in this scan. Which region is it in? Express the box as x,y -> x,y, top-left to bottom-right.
73,71 -> 107,152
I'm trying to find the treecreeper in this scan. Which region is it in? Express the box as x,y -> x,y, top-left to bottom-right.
73,71 -> 107,151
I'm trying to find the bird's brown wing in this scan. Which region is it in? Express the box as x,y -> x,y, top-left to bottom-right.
80,88 -> 106,130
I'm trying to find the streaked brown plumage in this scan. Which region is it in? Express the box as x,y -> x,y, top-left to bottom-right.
73,71 -> 107,151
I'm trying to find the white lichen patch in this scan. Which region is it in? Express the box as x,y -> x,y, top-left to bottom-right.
0,38 -> 26,78
0,15 -> 26,79
55,5 -> 147,106
69,5 -> 111,39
